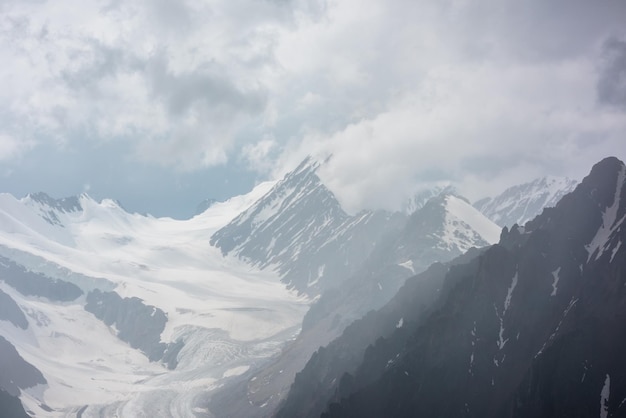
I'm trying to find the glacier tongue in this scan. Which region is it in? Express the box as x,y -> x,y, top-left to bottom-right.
0,182 -> 307,416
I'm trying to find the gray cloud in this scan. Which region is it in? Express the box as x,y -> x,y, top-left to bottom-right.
597,37 -> 626,110
146,53 -> 266,117
1,0 -> 626,216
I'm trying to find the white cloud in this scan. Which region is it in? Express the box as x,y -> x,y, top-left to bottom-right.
241,137 -> 279,174
0,0 -> 313,167
264,0 -> 626,212
0,133 -> 35,161
1,0 -> 625,211
287,59 -> 626,212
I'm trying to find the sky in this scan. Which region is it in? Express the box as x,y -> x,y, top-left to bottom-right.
0,0 -> 625,218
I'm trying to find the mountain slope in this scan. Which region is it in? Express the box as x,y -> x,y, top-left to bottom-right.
302,193 -> 500,333
210,192 -> 499,418
312,157 -> 626,418
474,176 -> 578,227
210,158 -> 405,294
0,182 -> 308,417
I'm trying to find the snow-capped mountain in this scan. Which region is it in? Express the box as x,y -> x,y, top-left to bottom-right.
0,183 -> 310,417
384,193 -> 500,269
474,176 -> 578,227
209,191 -> 500,418
277,157 -> 626,418
0,155 -> 583,418
210,157 -> 405,294
301,192 -> 500,354
402,185 -> 456,215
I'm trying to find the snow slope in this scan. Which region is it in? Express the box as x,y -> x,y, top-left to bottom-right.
441,195 -> 501,252
0,182 -> 311,417
211,158 -> 404,294
474,177 -> 578,227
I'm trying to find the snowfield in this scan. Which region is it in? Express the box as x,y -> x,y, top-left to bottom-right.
0,181 -> 310,417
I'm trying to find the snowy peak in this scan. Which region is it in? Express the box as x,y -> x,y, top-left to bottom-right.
25,192 -> 83,214
210,157 -> 346,258
22,192 -> 84,227
410,192 -> 501,252
389,192 -> 499,270
281,156 -> 626,418
441,195 -> 501,251
475,176 -> 578,227
210,158 -> 401,294
403,185 -> 457,214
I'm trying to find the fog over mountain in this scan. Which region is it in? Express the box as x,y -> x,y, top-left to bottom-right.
1,0 -> 625,417
287,156 -> 626,418
2,153 -> 623,418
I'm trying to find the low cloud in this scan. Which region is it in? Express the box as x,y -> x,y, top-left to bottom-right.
0,0 -> 312,169
0,133 -> 35,162
1,0 -> 625,214
597,38 -> 626,110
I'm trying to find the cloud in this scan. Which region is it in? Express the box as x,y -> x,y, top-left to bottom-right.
0,0 -> 314,168
0,133 -> 35,161
1,0 -> 625,215
304,58 -> 626,212
264,0 -> 626,212
597,37 -> 626,110
240,137 -> 279,174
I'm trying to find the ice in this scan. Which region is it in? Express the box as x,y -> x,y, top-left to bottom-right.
396,318 -> 404,328
600,374 -> 610,418
551,267 -> 561,297
0,183 -> 309,416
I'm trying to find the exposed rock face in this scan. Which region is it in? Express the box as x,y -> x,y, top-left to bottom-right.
277,157 -> 626,418
0,255 -> 83,302
210,192 -> 499,418
211,158 -> 405,295
0,336 -> 46,397
85,290 -> 183,368
0,389 -> 30,418
302,193 -> 499,336
24,192 -> 82,226
0,289 -> 28,329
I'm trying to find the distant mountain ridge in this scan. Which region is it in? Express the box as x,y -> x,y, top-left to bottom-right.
276,156 -> 626,418
209,179 -> 501,417
0,156 -> 592,417
474,176 -> 578,227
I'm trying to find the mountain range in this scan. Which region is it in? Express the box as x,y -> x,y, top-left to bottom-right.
277,156 -> 626,418
474,176 -> 578,227
0,155 -> 589,417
